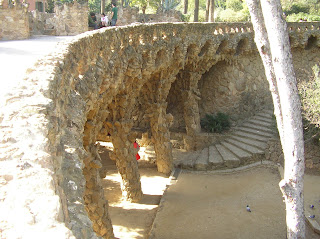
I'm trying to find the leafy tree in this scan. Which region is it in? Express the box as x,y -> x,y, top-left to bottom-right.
130,0 -> 148,13
226,0 -> 242,11
89,0 -> 101,13
149,0 -> 180,12
46,0 -> 55,12
215,0 -> 226,8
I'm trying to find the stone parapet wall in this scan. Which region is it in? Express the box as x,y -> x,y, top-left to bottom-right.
54,1 -> 88,36
0,2 -> 30,40
29,10 -> 55,35
0,22 -> 319,238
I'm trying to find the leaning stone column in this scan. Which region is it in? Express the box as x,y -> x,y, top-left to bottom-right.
109,120 -> 143,202
149,102 -> 174,175
83,144 -> 114,239
182,73 -> 202,150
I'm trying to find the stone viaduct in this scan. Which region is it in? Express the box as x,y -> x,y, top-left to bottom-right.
0,22 -> 319,238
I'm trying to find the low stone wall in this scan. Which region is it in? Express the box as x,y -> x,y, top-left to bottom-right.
29,10 -> 55,35
0,2 -> 30,40
266,139 -> 320,172
28,2 -> 88,38
54,1 -> 88,36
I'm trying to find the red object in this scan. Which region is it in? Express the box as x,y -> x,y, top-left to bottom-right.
136,153 -> 140,160
134,141 -> 140,160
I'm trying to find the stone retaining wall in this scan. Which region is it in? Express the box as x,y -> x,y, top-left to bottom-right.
29,10 -> 55,35
0,2 -> 30,40
54,1 -> 88,36
0,22 -> 319,238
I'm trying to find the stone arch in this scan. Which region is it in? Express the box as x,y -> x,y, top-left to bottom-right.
216,39 -> 228,54
235,38 -> 249,56
305,35 -> 318,50
198,40 -> 212,57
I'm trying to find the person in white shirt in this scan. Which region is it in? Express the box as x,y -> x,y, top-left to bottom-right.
100,13 -> 108,27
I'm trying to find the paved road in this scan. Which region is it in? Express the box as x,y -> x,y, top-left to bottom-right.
0,35 -> 73,103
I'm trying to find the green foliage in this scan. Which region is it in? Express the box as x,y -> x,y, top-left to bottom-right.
215,7 -> 249,22
226,0 -> 242,12
283,2 -> 310,15
215,0 -> 226,9
149,0 -> 180,12
181,13 -> 191,21
175,0 -> 206,21
130,0 -> 148,11
286,13 -> 320,22
200,112 -> 231,133
46,0 -> 54,12
88,0 -> 101,13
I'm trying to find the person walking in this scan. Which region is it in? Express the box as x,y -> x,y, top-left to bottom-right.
111,3 -> 118,26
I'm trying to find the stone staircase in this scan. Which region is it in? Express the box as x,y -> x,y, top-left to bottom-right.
173,109 -> 277,171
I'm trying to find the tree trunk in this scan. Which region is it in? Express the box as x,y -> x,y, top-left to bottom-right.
246,0 -> 305,238
184,0 -> 188,14
208,0 -> 214,22
101,0 -> 105,13
205,0 -> 210,21
194,0 -> 199,22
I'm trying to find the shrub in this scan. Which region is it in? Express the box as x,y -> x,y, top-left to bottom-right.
200,112 -> 231,133
286,13 -> 320,22
215,8 -> 249,22
284,2 -> 310,15
226,0 -> 243,12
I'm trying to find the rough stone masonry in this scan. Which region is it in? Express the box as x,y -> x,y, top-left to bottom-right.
0,22 -> 319,238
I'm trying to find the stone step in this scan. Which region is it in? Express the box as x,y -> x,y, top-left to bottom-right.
242,122 -> 274,133
247,119 -> 272,127
221,141 -> 252,163
255,111 -> 273,119
261,109 -> 274,115
235,126 -> 274,138
232,131 -> 271,142
252,115 -> 273,124
175,150 -> 202,169
208,145 -> 224,167
216,144 -> 240,168
194,148 -> 209,171
225,138 -> 264,155
230,135 -> 267,149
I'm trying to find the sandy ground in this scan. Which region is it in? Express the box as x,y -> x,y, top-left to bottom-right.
101,150 -> 320,239
150,166 -> 320,239
99,146 -> 171,239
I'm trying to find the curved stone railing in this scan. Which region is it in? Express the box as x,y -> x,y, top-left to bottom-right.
0,22 -> 319,239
